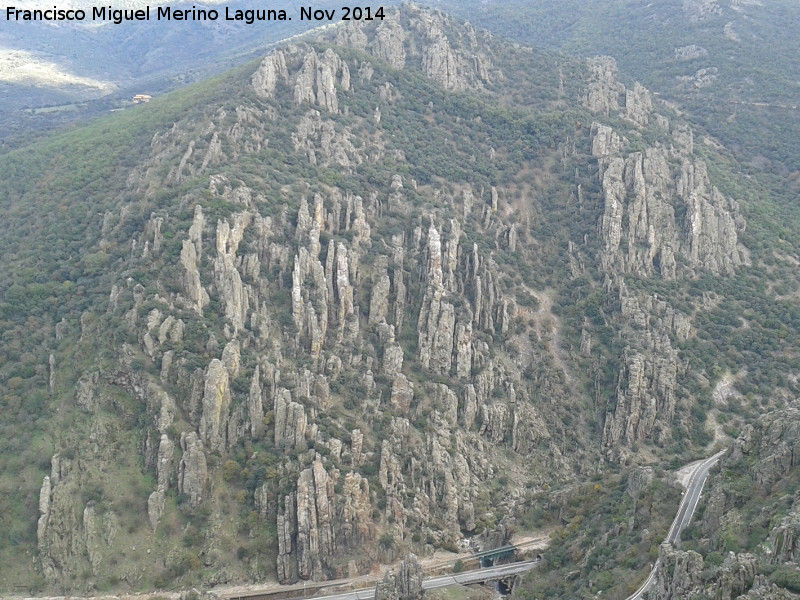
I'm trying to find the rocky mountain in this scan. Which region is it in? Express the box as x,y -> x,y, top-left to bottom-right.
1,3 -> 800,597
430,0 -> 800,195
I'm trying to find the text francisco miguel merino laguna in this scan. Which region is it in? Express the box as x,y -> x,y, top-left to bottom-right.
4,5 -> 386,24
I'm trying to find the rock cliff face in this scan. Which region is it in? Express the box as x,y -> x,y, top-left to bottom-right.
650,543 -> 760,600
601,282 -> 689,456
36,454 -> 118,582
581,60 -> 749,457
591,119 -> 746,280
178,432 -> 208,508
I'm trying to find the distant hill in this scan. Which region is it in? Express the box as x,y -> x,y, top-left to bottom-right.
0,0 -> 400,140
428,0 -> 800,176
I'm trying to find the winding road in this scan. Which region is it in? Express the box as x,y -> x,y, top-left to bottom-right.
625,449 -> 727,600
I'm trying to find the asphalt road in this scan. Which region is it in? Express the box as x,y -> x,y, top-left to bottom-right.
625,449 -> 727,600
303,560 -> 540,600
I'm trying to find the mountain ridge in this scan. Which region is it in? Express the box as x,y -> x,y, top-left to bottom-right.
1,4 -> 799,598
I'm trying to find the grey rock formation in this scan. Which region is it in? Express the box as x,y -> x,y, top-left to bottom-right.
650,543 -> 758,600
770,509 -> 800,564
585,57 -> 624,116
293,110 -> 363,167
296,460 -> 336,580
417,226 -> 456,374
370,19 -> 407,68
369,272 -> 391,325
248,365 -> 263,437
83,503 -> 103,572
732,405 -> 800,487
275,388 -> 308,449
252,50 -> 288,99
625,82 -> 652,126
594,123 -> 746,279
221,339 -> 241,378
390,374 -> 414,413
683,0 -> 722,22
215,213 -> 252,332
75,371 -> 98,413
277,492 -> 298,583
674,44 -> 708,60
338,472 -> 374,551
199,358 -> 232,453
383,341 -> 405,378
181,238 -> 210,313
49,353 -> 56,393
37,455 -> 84,581
375,554 -> 424,600
178,432 -> 208,507
294,48 -> 350,114
147,433 -> 174,530
602,283 -> 687,454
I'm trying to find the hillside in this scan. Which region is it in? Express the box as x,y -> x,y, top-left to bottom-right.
1,4 -> 800,597
429,0 -> 800,203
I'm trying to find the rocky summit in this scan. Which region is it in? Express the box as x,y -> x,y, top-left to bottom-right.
2,4 -> 800,599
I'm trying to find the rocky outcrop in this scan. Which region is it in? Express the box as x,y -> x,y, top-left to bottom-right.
369,271 -> 391,325
178,432 -> 208,507
593,123 -> 747,279
252,50 -> 289,99
292,110 -> 363,167
199,358 -> 232,453
338,472 -> 374,550
75,371 -> 98,413
248,365 -> 264,438
253,46 -> 349,114
49,353 -> 56,393
585,57 -> 624,116
681,159 -> 746,274
181,207 -> 210,313
319,5 -> 493,92
770,509 -> 800,564
602,283 -> 687,454
294,48 -> 350,114
390,374 -> 414,413
625,82 -> 652,126
417,226 -> 456,374
369,19 -> 407,69
36,454 -> 107,582
731,406 -> 800,488
675,44 -> 709,60
147,433 -> 174,530
83,503 -> 104,573
275,388 -> 308,449
296,461 -> 334,579
277,492 -> 298,583
683,0 -> 723,22
375,554 -> 424,600
413,10 -> 491,90
649,543 -> 758,600
278,454 -> 358,576
215,212 -> 252,332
